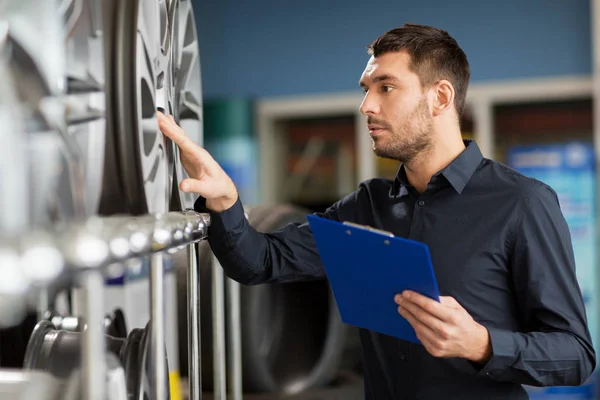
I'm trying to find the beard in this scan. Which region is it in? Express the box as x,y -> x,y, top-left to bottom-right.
371,96 -> 433,163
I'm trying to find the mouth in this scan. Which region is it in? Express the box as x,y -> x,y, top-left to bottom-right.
368,126 -> 387,137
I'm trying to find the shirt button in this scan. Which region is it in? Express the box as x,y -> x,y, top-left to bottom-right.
400,354 -> 406,360
418,200 -> 425,207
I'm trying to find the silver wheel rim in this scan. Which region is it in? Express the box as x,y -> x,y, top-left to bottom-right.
64,0 -> 107,218
137,16 -> 168,214
172,0 -> 202,210
0,49 -> 29,234
1,1 -> 85,226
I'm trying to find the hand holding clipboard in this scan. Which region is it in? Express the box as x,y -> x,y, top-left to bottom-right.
307,215 -> 440,344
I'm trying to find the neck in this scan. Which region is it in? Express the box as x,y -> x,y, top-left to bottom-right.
404,126 -> 465,193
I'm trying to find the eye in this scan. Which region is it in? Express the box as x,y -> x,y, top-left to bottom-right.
381,85 -> 393,93
361,87 -> 368,94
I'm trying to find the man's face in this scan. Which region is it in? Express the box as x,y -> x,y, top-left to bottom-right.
359,51 -> 433,163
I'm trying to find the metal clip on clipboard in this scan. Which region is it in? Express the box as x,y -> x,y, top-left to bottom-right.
342,221 -> 394,238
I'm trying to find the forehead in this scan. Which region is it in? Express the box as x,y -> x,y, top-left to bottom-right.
360,51 -> 417,83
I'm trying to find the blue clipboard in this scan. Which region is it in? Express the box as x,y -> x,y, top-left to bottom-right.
306,214 -> 440,344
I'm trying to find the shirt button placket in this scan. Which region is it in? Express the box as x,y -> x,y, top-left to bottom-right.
409,198 -> 426,240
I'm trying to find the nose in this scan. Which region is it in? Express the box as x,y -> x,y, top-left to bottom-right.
359,91 -> 379,115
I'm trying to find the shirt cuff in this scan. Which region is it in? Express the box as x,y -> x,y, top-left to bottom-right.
193,196 -> 246,238
477,326 -> 518,380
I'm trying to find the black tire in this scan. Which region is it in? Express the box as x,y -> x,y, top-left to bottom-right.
0,313 -> 37,369
177,204 -> 347,394
100,0 -> 171,216
105,308 -> 128,339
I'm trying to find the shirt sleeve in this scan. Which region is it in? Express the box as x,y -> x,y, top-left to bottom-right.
478,181 -> 596,387
194,185 -> 369,285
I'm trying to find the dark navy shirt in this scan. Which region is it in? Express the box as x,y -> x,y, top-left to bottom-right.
196,140 -> 595,399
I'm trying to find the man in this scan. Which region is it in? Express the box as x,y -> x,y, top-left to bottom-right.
158,24 -> 596,399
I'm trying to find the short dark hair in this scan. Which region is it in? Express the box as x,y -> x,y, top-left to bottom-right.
367,24 -> 470,118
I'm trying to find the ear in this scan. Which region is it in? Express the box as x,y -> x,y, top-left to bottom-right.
432,80 -> 455,117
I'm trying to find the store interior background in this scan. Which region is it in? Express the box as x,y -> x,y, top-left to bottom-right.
193,0 -> 599,398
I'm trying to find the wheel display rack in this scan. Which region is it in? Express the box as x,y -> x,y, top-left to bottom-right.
0,0 -> 241,398
0,211 -> 210,399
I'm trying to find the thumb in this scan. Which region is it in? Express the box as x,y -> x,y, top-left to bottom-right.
180,177 -> 209,195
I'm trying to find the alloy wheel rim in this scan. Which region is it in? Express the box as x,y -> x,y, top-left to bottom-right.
1,1 -> 86,226
134,0 -> 170,214
64,0 -> 107,218
172,0 -> 203,210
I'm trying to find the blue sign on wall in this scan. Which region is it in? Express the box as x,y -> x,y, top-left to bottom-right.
507,142 -> 598,399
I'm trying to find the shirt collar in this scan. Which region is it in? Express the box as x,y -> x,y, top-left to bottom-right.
392,139 -> 483,196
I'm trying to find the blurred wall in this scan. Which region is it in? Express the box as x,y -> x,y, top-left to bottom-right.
194,0 -> 591,100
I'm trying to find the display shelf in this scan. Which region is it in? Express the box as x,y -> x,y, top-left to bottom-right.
256,75 -> 593,206
493,98 -> 593,163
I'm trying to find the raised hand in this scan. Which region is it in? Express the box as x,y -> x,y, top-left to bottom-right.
157,111 -> 238,212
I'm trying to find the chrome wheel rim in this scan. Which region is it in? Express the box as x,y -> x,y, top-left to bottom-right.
172,0 -> 202,210
0,47 -> 29,234
137,0 -> 170,215
64,0 -> 107,218
137,16 -> 168,215
1,1 -> 86,226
